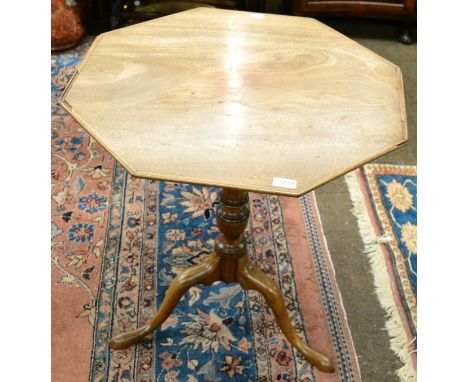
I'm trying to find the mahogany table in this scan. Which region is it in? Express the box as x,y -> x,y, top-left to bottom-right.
60,8 -> 407,373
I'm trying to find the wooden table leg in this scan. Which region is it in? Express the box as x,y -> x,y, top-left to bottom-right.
109,252 -> 221,350
237,254 -> 335,373
216,188 -> 334,373
109,187 -> 335,373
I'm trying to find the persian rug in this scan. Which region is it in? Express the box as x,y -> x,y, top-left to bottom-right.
345,164 -> 417,382
52,38 -> 361,382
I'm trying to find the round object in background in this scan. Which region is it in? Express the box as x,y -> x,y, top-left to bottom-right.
51,0 -> 87,51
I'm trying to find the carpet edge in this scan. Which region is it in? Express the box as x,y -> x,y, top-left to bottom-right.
309,192 -> 363,382
344,171 -> 416,382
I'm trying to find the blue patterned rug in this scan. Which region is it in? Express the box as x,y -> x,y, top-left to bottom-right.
346,164 -> 417,382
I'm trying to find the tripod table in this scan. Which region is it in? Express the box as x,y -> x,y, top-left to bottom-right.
60,8 -> 407,373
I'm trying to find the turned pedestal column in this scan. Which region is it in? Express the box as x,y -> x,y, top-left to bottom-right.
109,188 -> 334,373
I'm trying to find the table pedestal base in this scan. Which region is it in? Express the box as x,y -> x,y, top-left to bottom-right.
109,188 -> 335,373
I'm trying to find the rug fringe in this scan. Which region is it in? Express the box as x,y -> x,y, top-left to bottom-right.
345,171 -> 416,382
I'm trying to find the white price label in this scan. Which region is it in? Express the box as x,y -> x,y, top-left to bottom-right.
272,177 -> 297,189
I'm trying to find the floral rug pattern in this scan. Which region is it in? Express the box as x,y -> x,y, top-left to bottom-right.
52,38 -> 360,382
362,164 -> 417,331
345,164 -> 417,381
86,175 -> 319,382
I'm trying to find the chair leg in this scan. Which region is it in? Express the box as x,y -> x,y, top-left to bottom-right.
109,252 -> 221,350
398,23 -> 414,44
237,255 -> 335,373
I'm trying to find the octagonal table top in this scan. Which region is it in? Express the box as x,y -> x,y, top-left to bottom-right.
60,7 -> 407,196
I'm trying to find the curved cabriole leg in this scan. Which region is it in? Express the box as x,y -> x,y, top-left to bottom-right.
237,255 -> 335,373
109,253 -> 221,350
109,187 -> 335,373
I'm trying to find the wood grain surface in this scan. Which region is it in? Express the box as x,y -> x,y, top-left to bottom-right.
60,7 -> 407,196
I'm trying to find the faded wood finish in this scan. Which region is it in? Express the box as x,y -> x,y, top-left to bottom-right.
109,188 -> 335,373
60,7 -> 407,196
61,9 -> 408,372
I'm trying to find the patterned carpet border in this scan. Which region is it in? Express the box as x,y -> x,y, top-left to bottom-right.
345,164 -> 416,382
300,196 -> 357,381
